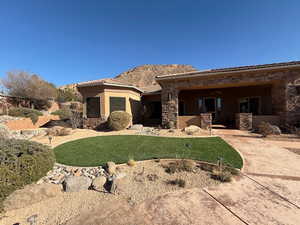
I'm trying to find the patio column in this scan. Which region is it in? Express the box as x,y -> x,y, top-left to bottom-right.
161,85 -> 179,128
236,113 -> 252,130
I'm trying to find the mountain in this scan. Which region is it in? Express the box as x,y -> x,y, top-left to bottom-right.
61,64 -> 198,93
114,64 -> 197,92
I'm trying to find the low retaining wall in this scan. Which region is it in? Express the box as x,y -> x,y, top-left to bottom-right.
178,116 -> 201,129
4,115 -> 60,130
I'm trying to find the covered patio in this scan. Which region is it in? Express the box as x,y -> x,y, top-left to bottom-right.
177,83 -> 279,129
156,62 -> 300,130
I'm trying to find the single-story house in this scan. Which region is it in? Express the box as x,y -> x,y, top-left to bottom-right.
77,61 -> 300,130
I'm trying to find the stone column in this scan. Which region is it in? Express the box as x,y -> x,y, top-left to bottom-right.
285,80 -> 300,128
200,113 -> 212,129
161,85 -> 179,128
236,113 -> 252,130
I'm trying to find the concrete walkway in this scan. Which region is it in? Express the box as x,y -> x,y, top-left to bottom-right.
65,129 -> 300,225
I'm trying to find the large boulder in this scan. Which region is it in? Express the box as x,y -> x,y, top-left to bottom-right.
4,183 -> 62,211
258,122 -> 281,137
92,176 -> 107,192
184,125 -> 201,135
106,161 -> 117,175
129,124 -> 143,131
63,176 -> 92,192
271,125 -> 282,135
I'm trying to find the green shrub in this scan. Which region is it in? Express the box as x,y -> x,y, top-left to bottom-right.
0,138 -> 55,212
8,107 -> 43,124
51,109 -> 71,120
108,111 -> 132,131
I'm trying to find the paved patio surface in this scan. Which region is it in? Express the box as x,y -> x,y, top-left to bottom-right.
2,129 -> 300,225
65,129 -> 300,225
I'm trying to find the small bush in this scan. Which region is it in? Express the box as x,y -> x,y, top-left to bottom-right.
211,169 -> 232,182
0,138 -> 55,212
108,111 -> 132,131
165,160 -> 196,174
51,109 -> 71,120
8,107 -> 42,124
167,178 -> 186,188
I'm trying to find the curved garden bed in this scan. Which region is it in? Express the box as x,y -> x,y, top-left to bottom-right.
54,135 -> 243,168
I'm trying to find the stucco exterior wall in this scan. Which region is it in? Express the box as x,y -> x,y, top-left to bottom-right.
103,88 -> 141,119
78,85 -> 141,128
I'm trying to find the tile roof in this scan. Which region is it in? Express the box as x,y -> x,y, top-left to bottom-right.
77,78 -> 143,92
156,61 -> 300,80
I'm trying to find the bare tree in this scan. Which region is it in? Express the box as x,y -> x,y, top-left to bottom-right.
1,71 -> 57,109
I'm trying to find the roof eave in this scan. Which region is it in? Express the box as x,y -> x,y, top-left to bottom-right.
156,64 -> 300,81
77,82 -> 143,93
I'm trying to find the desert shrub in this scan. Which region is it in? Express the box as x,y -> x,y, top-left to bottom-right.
0,138 -> 55,212
0,124 -> 10,139
108,111 -> 132,131
210,159 -> 233,182
8,107 -> 42,124
211,169 -> 232,182
165,160 -> 196,174
166,178 -> 186,188
51,109 -> 71,120
70,110 -> 82,129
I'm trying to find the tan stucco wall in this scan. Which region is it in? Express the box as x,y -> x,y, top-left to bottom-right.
78,85 -> 141,120
103,88 -> 141,118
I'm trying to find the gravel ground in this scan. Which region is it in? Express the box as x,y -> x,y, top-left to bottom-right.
0,160 -> 219,225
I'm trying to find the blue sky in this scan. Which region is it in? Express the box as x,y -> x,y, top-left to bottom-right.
0,0 -> 299,87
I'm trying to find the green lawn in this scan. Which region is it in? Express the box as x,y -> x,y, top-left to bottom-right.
54,135 -> 243,168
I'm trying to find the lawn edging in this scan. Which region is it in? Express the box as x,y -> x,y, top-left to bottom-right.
54,135 -> 243,169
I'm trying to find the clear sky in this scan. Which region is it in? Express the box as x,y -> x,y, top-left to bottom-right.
0,0 -> 299,87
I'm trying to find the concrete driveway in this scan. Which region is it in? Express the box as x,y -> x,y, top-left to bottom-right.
64,130 -> 300,225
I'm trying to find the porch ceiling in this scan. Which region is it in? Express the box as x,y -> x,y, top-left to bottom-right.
177,80 -> 275,91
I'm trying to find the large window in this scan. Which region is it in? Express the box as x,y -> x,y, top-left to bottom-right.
86,97 -> 100,118
110,97 -> 126,113
239,97 -> 260,115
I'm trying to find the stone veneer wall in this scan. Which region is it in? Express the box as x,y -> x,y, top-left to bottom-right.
236,113 -> 252,130
200,113 -> 212,130
161,84 -> 178,128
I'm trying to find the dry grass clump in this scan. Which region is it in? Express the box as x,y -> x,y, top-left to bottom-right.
127,159 -> 137,167
166,178 -> 186,188
165,160 -> 196,174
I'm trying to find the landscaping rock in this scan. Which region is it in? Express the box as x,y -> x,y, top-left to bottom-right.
4,183 -> 62,211
258,122 -> 282,137
63,176 -> 92,192
129,124 -> 143,131
184,125 -> 201,135
116,172 -> 127,179
0,124 -> 9,138
92,176 -> 107,192
106,161 -> 117,175
271,125 -> 282,135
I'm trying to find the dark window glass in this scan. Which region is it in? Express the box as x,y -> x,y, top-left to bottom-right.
110,97 -> 126,113
86,97 -> 100,118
